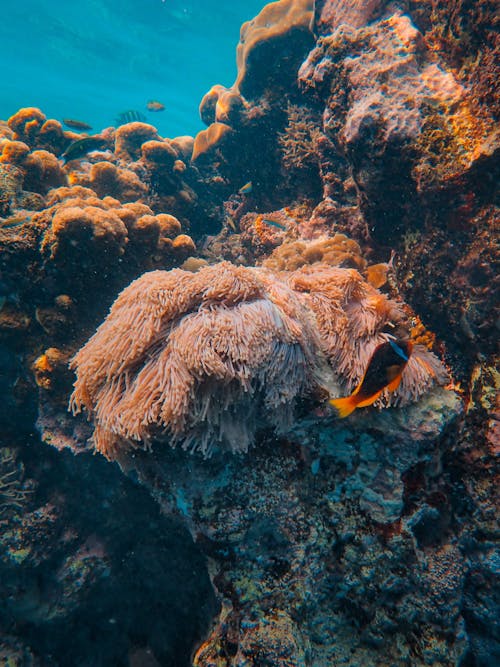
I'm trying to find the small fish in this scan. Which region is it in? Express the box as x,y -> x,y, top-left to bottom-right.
330,338 -> 413,418
62,118 -> 93,131
146,100 -> 165,112
60,136 -> 108,163
239,181 -> 253,195
261,218 -> 286,231
115,110 -> 147,126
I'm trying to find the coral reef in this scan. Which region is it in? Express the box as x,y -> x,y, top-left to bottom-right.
125,387 -> 463,666
0,445 -> 216,665
0,0 -> 498,663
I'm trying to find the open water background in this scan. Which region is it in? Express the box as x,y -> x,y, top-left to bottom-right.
0,0 -> 265,137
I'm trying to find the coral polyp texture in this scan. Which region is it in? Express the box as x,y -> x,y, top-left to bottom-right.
69,261 -> 445,460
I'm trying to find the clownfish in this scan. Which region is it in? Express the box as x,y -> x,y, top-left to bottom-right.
330,338 -> 413,418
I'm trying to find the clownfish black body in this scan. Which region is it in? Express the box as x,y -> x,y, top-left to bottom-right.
330,339 -> 413,418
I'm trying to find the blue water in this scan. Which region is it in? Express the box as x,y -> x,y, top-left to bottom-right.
0,0 -> 265,138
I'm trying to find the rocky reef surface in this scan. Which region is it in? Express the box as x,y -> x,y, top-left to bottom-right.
0,0 -> 498,665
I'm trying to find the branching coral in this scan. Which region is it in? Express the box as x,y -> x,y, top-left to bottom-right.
70,262 -> 446,461
278,103 -> 322,170
0,448 -> 32,517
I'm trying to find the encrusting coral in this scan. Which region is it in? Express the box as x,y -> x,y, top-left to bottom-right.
235,0 -> 315,99
262,234 -> 366,272
37,185 -> 195,284
70,261 -> 446,461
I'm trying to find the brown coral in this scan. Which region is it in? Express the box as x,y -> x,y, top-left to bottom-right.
41,204 -> 128,265
278,103 -> 322,170
86,162 -> 147,202
0,140 -> 30,165
140,140 -> 178,168
33,347 -> 70,390
70,262 -> 446,461
235,0 -> 315,99
37,186 -> 195,285
263,235 -> 366,272
191,123 -> 232,162
7,107 -> 46,143
199,85 -> 246,126
114,122 -> 160,160
170,136 -> 194,161
22,149 -> 67,193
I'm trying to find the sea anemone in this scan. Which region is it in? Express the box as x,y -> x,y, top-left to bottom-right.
70,262 -> 447,460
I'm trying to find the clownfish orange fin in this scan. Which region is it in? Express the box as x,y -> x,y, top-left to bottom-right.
386,375 -> 403,392
329,395 -> 357,418
355,390 -> 384,408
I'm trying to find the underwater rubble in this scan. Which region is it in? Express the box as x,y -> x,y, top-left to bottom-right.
0,0 -> 498,665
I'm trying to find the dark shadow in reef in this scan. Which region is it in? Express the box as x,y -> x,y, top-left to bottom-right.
0,441 -> 219,667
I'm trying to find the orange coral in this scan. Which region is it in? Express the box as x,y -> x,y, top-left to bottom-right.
156,213 -> 181,237
199,84 -> 227,125
0,141 -> 67,195
33,347 -> 68,390
70,262 -> 446,460
263,235 -> 366,272
7,107 -> 46,143
171,233 -> 196,256
235,0 -> 314,98
114,122 -> 160,160
170,136 -> 194,161
37,119 -> 68,154
37,186 -> 194,278
408,314 -> 437,350
0,121 -> 14,141
140,140 -> 177,168
86,162 -> 147,202
199,85 -> 245,125
41,204 -> 128,264
23,149 -> 67,192
191,122 -> 232,162
0,140 -> 30,165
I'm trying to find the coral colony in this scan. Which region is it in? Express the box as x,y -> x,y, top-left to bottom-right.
0,0 -> 498,665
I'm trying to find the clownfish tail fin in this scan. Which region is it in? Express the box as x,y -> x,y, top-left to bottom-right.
329,396 -> 357,418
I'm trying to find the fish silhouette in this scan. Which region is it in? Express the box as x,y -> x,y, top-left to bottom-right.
115,110 -> 147,126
